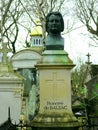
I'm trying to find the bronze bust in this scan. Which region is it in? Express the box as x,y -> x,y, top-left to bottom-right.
45,12 -> 64,50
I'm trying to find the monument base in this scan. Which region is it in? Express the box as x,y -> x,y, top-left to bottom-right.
30,50 -> 81,130
30,112 -> 80,130
31,127 -> 79,130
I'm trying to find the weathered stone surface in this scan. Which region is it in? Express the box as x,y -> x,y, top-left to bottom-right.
11,48 -> 42,69
38,50 -> 74,65
0,63 -> 23,124
30,50 -> 80,129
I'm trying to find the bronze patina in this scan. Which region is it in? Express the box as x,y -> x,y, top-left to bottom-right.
45,12 -> 64,50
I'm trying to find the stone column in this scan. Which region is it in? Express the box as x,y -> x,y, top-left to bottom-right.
30,50 -> 80,130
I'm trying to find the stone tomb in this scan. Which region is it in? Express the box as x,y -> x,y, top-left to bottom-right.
11,48 -> 42,70
11,48 -> 42,120
0,74 -> 23,124
0,43 -> 23,124
31,50 -> 80,130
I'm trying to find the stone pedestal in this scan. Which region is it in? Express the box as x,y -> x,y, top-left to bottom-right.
30,50 -> 80,129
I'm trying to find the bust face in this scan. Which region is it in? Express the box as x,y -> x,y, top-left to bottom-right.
47,14 -> 62,35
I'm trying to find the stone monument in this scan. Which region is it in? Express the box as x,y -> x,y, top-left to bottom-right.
30,12 -> 80,130
0,43 -> 23,124
11,48 -> 42,121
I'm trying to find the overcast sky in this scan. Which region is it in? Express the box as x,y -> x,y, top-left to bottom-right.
63,22 -> 98,65
15,22 -> 98,66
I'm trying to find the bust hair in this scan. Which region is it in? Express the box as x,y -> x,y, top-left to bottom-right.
46,11 -> 64,33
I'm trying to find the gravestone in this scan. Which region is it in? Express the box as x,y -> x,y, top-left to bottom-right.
11,48 -> 42,121
0,43 -> 23,124
85,74 -> 98,115
11,48 -> 42,70
30,12 -> 80,130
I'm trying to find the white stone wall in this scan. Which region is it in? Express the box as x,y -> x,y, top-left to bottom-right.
0,83 -> 22,124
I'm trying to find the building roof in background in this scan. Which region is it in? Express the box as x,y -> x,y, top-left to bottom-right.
30,20 -> 42,36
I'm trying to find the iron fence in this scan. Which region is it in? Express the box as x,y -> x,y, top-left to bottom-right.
1,115 -> 98,130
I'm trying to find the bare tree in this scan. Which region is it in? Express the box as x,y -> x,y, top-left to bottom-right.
0,0 -> 25,53
71,64 -> 87,98
75,0 -> 98,43
19,0 -> 73,45
0,0 -> 75,52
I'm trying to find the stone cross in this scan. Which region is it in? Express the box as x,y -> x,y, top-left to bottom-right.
86,53 -> 92,65
0,43 -> 12,63
46,72 -> 64,97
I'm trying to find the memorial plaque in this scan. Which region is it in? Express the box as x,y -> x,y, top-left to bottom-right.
39,69 -> 72,114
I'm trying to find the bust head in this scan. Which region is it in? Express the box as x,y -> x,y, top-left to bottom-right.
46,12 -> 64,35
